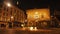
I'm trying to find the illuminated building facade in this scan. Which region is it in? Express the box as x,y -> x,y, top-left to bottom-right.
0,2 -> 26,28
26,8 -> 51,28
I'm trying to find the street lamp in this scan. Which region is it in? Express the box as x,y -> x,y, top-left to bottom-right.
11,16 -> 14,19
10,16 -> 14,21
7,3 -> 11,7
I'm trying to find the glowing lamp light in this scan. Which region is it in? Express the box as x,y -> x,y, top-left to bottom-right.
35,12 -> 38,14
29,27 -> 37,31
34,27 -> 37,30
11,16 -> 13,19
7,3 -> 11,7
21,24 -> 24,27
30,27 -> 34,30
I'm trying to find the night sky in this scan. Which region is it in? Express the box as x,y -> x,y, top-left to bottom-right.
12,0 -> 60,11
0,0 -> 60,11
14,0 -> 50,10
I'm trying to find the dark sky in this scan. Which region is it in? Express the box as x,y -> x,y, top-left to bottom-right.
17,0 -> 49,10
12,0 -> 60,11
0,0 -> 60,11
20,0 -> 49,10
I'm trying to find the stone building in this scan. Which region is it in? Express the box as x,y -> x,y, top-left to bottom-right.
26,8 -> 51,28
0,1 -> 26,28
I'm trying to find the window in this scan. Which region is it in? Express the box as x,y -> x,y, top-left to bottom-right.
0,4 -> 2,8
3,12 -> 5,16
3,12 -> 8,17
3,17 -> 5,21
14,9 -> 16,13
4,7 -> 6,11
10,8 -> 12,15
7,8 -> 8,12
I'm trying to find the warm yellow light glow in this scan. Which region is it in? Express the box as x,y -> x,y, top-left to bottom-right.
21,24 -> 24,27
34,15 -> 39,19
34,27 -> 37,30
25,19 -> 27,22
35,12 -> 38,14
7,3 -> 11,7
11,16 -> 13,19
29,27 -> 34,30
26,9 -> 50,23
7,18 -> 10,21
34,12 -> 39,19
29,27 -> 37,31
43,22 -> 47,26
